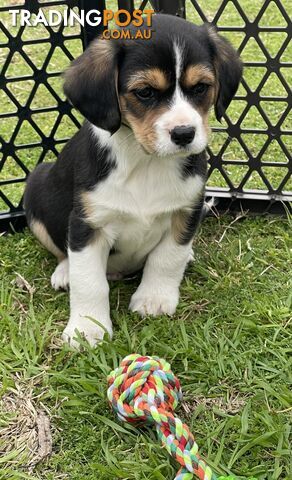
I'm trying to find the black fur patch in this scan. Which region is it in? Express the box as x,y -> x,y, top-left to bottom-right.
181,152 -> 208,179
179,194 -> 206,245
68,209 -> 95,252
24,122 -> 116,254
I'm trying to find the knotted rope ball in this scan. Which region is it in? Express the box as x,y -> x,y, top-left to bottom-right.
107,354 -> 247,480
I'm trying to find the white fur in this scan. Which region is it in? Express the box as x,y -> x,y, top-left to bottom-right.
130,234 -> 192,317
154,92 -> 208,156
174,40 -> 184,80
155,41 -> 209,156
51,258 -> 69,291
63,237 -> 113,348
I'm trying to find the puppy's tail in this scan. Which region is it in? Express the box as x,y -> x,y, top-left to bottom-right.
202,197 -> 218,219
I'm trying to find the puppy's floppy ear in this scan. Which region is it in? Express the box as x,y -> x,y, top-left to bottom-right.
205,25 -> 243,121
64,39 -> 121,133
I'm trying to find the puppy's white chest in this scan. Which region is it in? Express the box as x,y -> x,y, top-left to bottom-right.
108,212 -> 169,274
88,158 -> 200,221
100,170 -> 174,273
83,153 -> 203,273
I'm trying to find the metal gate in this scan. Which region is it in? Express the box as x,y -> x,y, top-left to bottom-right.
0,0 -> 291,232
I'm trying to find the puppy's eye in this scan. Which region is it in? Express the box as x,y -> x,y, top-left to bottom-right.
135,87 -> 155,100
191,83 -> 208,95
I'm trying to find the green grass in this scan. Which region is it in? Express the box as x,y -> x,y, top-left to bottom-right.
1,1 -> 292,479
0,216 -> 291,479
0,0 -> 291,209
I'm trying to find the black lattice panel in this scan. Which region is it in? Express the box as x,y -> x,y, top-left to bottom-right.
0,0 -> 84,221
186,0 -> 291,204
0,0 -> 291,229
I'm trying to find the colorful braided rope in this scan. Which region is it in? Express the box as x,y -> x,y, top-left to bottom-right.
108,354 -> 251,480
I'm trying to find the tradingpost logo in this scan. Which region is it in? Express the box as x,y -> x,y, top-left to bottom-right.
9,8 -> 155,40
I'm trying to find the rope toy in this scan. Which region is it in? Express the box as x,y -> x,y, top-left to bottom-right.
108,354 -> 254,480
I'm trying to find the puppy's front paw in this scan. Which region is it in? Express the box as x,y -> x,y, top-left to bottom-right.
62,316 -> 112,349
51,259 -> 69,291
129,288 -> 179,317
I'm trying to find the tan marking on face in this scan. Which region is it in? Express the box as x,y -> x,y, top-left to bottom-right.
182,64 -> 215,89
172,209 -> 192,244
120,93 -> 168,153
127,68 -> 169,91
187,70 -> 216,139
182,65 -> 216,134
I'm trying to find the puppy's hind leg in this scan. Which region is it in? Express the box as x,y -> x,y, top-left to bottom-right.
29,219 -> 66,263
30,219 -> 69,290
25,162 -> 71,290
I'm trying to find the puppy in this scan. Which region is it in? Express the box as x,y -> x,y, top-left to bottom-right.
24,14 -> 242,347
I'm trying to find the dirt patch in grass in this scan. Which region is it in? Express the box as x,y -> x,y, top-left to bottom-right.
183,391 -> 247,417
0,374 -> 52,471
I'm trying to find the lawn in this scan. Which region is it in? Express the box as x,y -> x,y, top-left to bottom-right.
0,0 -> 292,479
1,215 -> 291,479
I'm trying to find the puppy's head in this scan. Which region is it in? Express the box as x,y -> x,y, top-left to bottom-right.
64,15 -> 242,156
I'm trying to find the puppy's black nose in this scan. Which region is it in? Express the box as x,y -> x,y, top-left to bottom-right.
170,126 -> 195,147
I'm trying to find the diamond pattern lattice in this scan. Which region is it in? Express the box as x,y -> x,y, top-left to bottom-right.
0,1 -> 83,222
0,0 -> 291,228
186,0 -> 291,206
